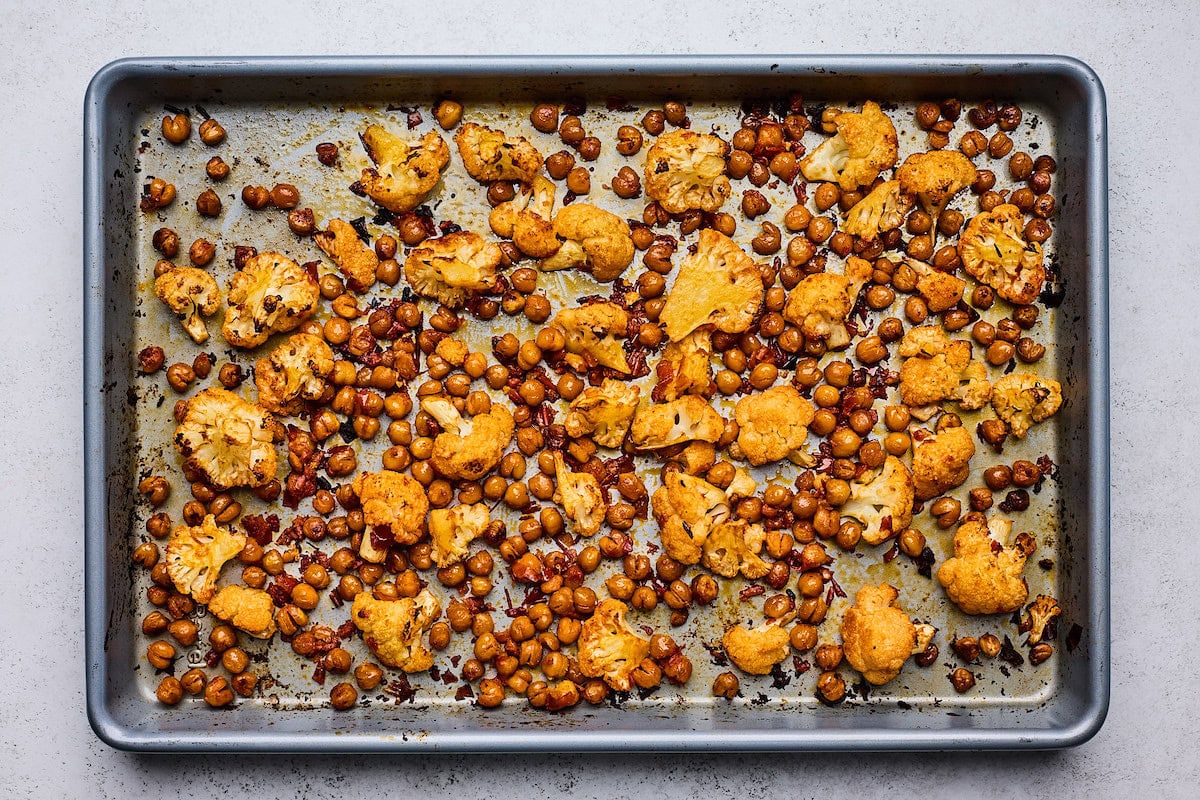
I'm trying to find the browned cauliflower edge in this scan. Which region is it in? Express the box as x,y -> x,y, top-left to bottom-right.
959,204 -> 1046,305
540,203 -> 635,281
351,470 -> 430,545
314,218 -> 379,293
222,252 -> 320,349
357,125 -> 450,214
552,452 -> 606,537
173,387 -> 277,489
732,385 -> 816,466
838,456 -> 915,545
937,516 -> 1036,615
403,231 -> 501,309
897,325 -> 991,410
630,395 -> 725,450
643,129 -> 731,214
911,425 -> 976,501
782,256 -> 873,349
562,379 -> 640,448
722,621 -> 790,675
428,502 -> 490,567
454,122 -> 543,183
551,302 -> 631,374
422,397 -> 515,481
154,266 -> 220,344
207,584 -> 277,639
253,332 -> 334,415
990,373 -> 1063,438
351,588 -> 442,672
799,101 -> 898,190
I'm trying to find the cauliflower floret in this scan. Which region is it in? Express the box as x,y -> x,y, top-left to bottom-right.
896,150 -> 977,224
911,425 -> 976,501
351,587 -> 442,672
630,395 -> 725,450
841,180 -> 912,240
454,122 -> 543,183
253,332 -> 334,415
314,218 -> 379,293
552,452 -> 606,537
351,470 -> 430,545
222,251 -> 320,349
403,231 -> 501,308
990,373 -> 1063,439
897,325 -> 991,410
428,503 -> 489,567
659,229 -> 762,342
643,129 -> 731,214
722,621 -> 791,675
551,302 -> 631,373
207,585 -> 277,639
163,515 -> 246,604
1022,595 -> 1063,645
357,125 -> 450,214
799,101 -> 898,190
539,203 -> 635,281
434,337 -> 469,367
488,175 -> 559,258
651,470 -> 730,565
905,258 -> 967,313
422,396 -> 515,481
577,599 -> 651,691
154,266 -> 220,344
959,204 -> 1046,305
732,385 -> 816,466
654,330 -> 713,402
563,378 -> 641,448
173,387 -> 277,489
782,256 -> 874,349
838,456 -> 915,545
840,583 -> 919,685
937,516 -> 1036,615
702,519 -> 769,579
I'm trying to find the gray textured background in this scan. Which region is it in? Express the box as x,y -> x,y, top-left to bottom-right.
1,0 -> 1194,796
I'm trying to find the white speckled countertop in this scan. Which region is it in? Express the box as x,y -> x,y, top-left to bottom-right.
1,0 -> 1196,795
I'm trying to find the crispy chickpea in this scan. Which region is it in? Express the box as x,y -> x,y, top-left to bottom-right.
197,186 -> 222,216
433,99 -> 463,130
188,238 -> 215,266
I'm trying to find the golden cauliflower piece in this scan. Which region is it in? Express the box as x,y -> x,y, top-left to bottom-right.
253,332 -> 335,415
403,231 -> 501,308
937,516 -> 1036,615
207,584 -> 277,639
314,218 -> 379,293
732,385 -> 816,466
357,125 -> 450,214
651,470 -> 731,565
702,519 -> 769,579
173,387 -> 277,489
911,425 -> 976,501
434,337 -> 469,367
660,229 -> 762,342
488,175 -> 559,258
222,251 -> 320,349
422,396 -> 515,481
841,180 -> 912,240
454,122 -> 543,183
552,452 -> 606,537
539,203 -> 635,281
643,129 -> 731,214
783,256 -> 874,349
906,258 -> 967,313
551,302 -> 631,373
428,503 -> 489,567
630,395 -> 725,450
990,373 -> 1063,439
1023,595 -> 1063,645
655,330 -> 713,402
563,378 -> 641,448
351,587 -> 442,672
839,456 -> 915,545
898,325 -> 991,410
896,150 -> 977,223
163,515 -> 246,604
840,583 -> 919,685
154,266 -> 220,344
351,470 -> 430,545
722,621 -> 791,676
577,599 -> 651,691
799,101 -> 898,190
959,204 -> 1046,305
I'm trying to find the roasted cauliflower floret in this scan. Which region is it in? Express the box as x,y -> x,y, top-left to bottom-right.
207,584 -> 277,639
357,125 -> 450,214
959,204 -> 1046,305
651,470 -> 731,565
314,218 -> 379,293
539,203 -> 635,281
911,425 -> 976,501
659,229 -> 762,342
351,470 -> 430,545
428,503 -> 489,567
154,266 -> 220,344
173,387 -> 277,489
403,231 -> 501,308
552,452 -> 606,537
577,600 -> 651,692
655,330 -> 713,402
163,515 -> 246,604
990,373 -> 1063,439
841,180 -> 912,239
782,256 -> 874,349
643,129 -> 731,214
905,258 -> 967,313
839,456 -> 915,545
896,150 -> 977,224
732,385 -> 816,466
898,325 -> 991,410
722,621 -> 790,676
422,396 -> 515,481
563,378 -> 641,448
253,333 -> 334,415
937,516 -> 1036,615
351,588 -> 442,672
630,395 -> 725,450
454,122 -> 543,183
488,175 -> 559,258
799,101 -> 898,190
702,519 -> 769,579
840,583 -> 919,685
1022,595 -> 1063,645
551,302 -> 631,373
222,251 -> 320,349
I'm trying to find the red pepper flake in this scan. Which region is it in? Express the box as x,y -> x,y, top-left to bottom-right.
406,110 -> 422,129
1066,623 -> 1083,652
336,620 -> 357,640
203,649 -> 220,668
793,656 -> 811,674
242,513 -> 280,546
828,576 -> 846,598
883,541 -> 900,562
385,676 -> 417,704
739,584 -> 766,600
312,666 -> 327,685
266,574 -> 300,607
454,684 -> 475,701
605,96 -> 637,112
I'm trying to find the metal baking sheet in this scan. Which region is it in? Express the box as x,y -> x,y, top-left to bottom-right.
84,55 -> 1109,751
